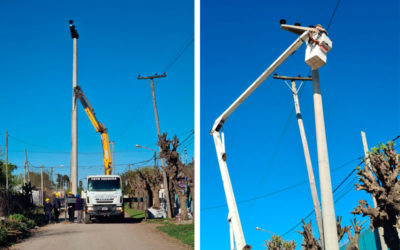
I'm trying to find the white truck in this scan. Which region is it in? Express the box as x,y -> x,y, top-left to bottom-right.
83,175 -> 124,223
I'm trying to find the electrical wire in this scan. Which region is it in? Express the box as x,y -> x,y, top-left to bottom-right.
281,176 -> 357,237
163,36 -> 194,73
326,0 -> 342,31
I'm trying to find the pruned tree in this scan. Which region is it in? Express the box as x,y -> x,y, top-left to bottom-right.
345,218 -> 365,250
138,167 -> 162,209
158,133 -> 192,220
351,141 -> 400,249
264,235 -> 296,250
337,216 -> 350,242
297,219 -> 321,250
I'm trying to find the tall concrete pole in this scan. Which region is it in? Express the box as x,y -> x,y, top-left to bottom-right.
137,73 -> 172,219
5,131 -> 8,191
361,131 -> 387,250
312,69 -> 338,250
69,20 -> 79,195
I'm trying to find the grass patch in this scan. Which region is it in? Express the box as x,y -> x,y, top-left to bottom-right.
157,223 -> 194,248
124,204 -> 145,219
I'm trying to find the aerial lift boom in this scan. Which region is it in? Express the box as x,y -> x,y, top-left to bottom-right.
210,22 -> 332,249
74,86 -> 112,175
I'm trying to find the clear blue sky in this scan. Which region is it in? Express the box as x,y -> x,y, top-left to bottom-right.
0,0 -> 193,185
201,0 -> 399,249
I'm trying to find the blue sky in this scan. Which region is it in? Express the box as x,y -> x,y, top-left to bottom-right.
201,0 -> 399,249
0,0 -> 194,185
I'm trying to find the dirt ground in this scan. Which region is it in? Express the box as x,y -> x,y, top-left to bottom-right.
10,216 -> 191,250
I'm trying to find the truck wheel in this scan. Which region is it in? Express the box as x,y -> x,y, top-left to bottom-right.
84,213 -> 91,224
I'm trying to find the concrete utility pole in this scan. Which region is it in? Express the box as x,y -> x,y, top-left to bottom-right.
110,141 -> 115,175
273,74 -> 324,247
137,73 -> 172,219
40,164 -> 44,206
69,20 -> 79,195
312,69 -> 338,249
5,132 -> 8,191
25,148 -> 30,182
361,131 -> 387,250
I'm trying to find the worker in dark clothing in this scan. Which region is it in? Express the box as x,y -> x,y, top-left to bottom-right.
67,192 -> 75,223
44,198 -> 52,224
53,193 -> 61,223
75,194 -> 84,223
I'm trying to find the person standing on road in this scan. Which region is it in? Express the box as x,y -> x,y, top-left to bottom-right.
75,193 -> 84,223
44,198 -> 53,224
67,192 -> 75,223
53,193 -> 61,223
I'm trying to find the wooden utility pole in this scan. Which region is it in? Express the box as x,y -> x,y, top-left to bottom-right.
5,132 -> 8,191
40,164 -> 44,206
50,167 -> 54,190
138,73 -> 173,218
361,131 -> 387,250
25,148 -> 30,182
274,74 -> 324,247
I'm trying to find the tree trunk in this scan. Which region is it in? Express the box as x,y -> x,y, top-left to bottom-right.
151,187 -> 161,209
383,210 -> 400,250
177,191 -> 188,220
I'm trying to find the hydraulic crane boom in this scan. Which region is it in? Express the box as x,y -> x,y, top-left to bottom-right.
74,86 -> 112,175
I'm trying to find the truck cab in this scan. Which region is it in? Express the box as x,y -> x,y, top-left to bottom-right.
84,175 -> 124,223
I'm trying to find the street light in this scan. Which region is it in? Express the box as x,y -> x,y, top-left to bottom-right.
135,144 -> 158,168
256,226 -> 275,235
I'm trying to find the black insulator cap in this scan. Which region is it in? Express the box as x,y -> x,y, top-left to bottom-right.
298,75 -> 301,77
309,25 -> 315,28
274,73 -> 277,76
294,22 -> 301,26
280,19 -> 286,25
69,20 -> 74,25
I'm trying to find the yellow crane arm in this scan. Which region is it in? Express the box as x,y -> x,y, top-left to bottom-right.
74,86 -> 112,175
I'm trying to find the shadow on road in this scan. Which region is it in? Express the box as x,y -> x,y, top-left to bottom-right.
89,217 -> 144,224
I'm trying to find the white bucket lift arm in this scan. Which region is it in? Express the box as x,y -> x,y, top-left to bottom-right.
210,29 -> 310,134
210,26 -> 311,250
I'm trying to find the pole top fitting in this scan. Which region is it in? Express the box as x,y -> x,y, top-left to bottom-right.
69,20 -> 79,39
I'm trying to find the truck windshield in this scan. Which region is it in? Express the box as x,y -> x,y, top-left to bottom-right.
88,177 -> 121,191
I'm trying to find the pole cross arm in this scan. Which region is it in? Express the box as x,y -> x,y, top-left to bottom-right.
273,75 -> 312,81
210,30 -> 309,134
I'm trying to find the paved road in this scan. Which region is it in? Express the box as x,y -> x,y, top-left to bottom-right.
11,217 -> 190,250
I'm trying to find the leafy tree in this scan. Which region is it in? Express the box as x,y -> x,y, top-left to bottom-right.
0,160 -> 18,188
351,141 -> 400,249
264,235 -> 296,250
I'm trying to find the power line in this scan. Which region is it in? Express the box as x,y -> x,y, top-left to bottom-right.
326,0 -> 342,31
282,176 -> 357,237
201,179 -> 308,211
163,36 -> 194,72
